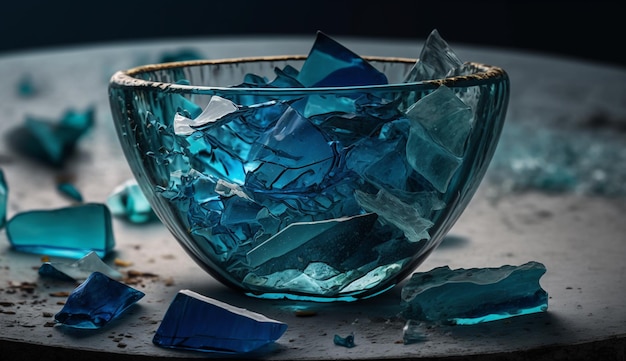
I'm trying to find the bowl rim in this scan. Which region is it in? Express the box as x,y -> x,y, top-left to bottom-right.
109,55 -> 508,94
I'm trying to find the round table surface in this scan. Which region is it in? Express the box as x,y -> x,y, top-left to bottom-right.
0,35 -> 625,361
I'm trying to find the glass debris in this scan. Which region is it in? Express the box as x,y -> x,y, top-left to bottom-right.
333,333 -> 356,348
6,203 -> 115,259
5,106 -> 95,167
153,289 -> 287,353
17,73 -> 39,97
404,29 -> 469,82
402,320 -> 427,344
39,251 -> 123,282
0,168 -> 7,229
401,261 -> 548,325
56,181 -> 83,202
55,271 -> 145,329
106,179 -> 157,224
158,48 -> 204,63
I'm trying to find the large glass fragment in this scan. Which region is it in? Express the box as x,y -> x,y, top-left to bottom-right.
0,168 -> 7,229
405,29 -> 466,82
153,289 -> 287,353
5,107 -> 95,167
55,271 -> 145,329
39,251 -> 123,282
401,261 -> 548,325
6,203 -> 115,258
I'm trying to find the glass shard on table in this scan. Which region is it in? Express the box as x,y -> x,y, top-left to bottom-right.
55,271 -> 145,329
106,179 -> 157,224
153,289 -> 287,353
333,333 -> 356,348
56,181 -> 83,202
402,320 -> 427,344
0,168 -> 7,229
39,251 -> 123,282
401,261 -> 548,325
6,203 -> 115,258
5,106 -> 95,167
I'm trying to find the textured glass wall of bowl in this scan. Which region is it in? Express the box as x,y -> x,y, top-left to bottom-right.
0,36 -> 625,360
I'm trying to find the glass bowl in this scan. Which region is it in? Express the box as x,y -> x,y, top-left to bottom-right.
108,54 -> 509,301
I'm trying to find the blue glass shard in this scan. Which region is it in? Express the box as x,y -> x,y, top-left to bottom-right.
17,74 -> 39,97
297,31 -> 388,87
333,333 -> 355,348
55,271 -> 145,329
5,106 -> 95,167
39,251 -> 123,282
56,182 -> 83,202
153,289 -> 287,353
0,168 -> 7,229
6,203 -> 115,258
405,29 -> 466,82
401,261 -> 549,325
402,320 -> 427,344
174,95 -> 238,136
106,179 -> 157,224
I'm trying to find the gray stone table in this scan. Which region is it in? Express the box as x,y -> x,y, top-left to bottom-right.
0,36 -> 625,360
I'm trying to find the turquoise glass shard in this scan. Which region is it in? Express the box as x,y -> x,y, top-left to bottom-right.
5,106 -> 94,167
54,271 -> 145,329
401,261 -> 548,325
153,289 -> 288,353
106,179 -> 157,224
39,251 -> 123,282
6,203 -> 115,258
333,333 -> 355,348
57,182 -> 83,202
0,168 -> 7,229
402,320 -> 427,344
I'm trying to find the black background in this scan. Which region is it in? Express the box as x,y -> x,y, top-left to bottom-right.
0,1 -> 622,68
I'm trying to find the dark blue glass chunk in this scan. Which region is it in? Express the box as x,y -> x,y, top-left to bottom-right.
0,168 -> 7,229
6,203 -> 115,258
297,31 -> 388,87
5,107 -> 95,167
55,271 -> 145,329
401,261 -> 549,325
153,289 -> 288,353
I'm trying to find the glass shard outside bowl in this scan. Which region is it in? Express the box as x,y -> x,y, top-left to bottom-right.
108,32 -> 509,301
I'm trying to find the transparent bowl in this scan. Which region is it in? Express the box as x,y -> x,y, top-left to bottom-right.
108,55 -> 509,301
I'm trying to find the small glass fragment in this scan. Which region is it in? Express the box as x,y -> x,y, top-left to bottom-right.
401,261 -> 548,325
106,179 -> 157,224
56,182 -> 83,202
333,333 -> 355,348
153,289 -> 287,353
17,73 -> 39,97
5,106 -> 95,167
54,271 -> 145,329
405,29 -> 466,82
39,251 -> 123,282
0,168 -> 7,229
402,320 -> 427,344
6,203 -> 115,258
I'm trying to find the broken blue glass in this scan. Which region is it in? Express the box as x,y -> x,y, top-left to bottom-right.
153,289 -> 287,353
17,74 -> 38,97
6,203 -> 115,258
402,320 -> 427,344
0,168 -> 7,229
5,106 -> 95,167
55,271 -> 145,329
57,181 -> 83,202
333,333 -> 355,348
405,29 -> 468,82
401,261 -> 548,325
108,30 -> 510,300
106,179 -> 157,224
39,251 -> 123,282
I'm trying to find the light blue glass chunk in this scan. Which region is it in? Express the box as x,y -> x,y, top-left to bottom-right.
401,261 -> 549,325
57,182 -> 83,202
6,203 -> 115,258
297,31 -> 388,87
153,289 -> 287,353
333,333 -> 355,348
0,168 -> 7,229
106,179 -> 157,224
39,251 -> 123,282
6,107 -> 94,167
403,320 -> 427,344
54,271 -> 145,329
405,29 -> 465,82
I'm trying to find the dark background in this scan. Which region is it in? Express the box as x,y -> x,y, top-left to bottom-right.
0,1 -> 622,68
